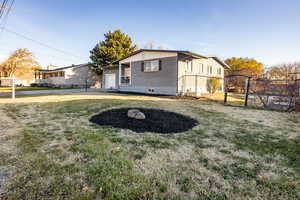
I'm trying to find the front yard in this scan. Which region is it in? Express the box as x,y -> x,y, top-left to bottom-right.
0,86 -> 66,93
0,93 -> 299,199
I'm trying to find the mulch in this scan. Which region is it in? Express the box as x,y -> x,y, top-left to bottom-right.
89,108 -> 198,133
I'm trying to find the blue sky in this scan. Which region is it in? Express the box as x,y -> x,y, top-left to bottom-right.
0,0 -> 299,68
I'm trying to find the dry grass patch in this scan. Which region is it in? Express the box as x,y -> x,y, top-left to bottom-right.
0,93 -> 299,199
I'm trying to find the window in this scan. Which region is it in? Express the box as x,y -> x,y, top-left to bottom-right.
143,60 -> 160,72
59,71 -> 65,77
199,63 -> 204,73
217,68 -> 221,75
209,66 -> 213,74
121,66 -> 131,84
186,61 -> 192,72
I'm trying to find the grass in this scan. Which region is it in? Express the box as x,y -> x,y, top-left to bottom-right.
0,93 -> 299,199
0,86 -> 69,92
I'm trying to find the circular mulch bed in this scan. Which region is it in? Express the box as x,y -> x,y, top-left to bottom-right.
90,108 -> 198,133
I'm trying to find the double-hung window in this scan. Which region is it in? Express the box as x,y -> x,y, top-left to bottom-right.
143,60 -> 160,72
200,63 -> 204,74
186,61 -> 192,72
217,68 -> 221,75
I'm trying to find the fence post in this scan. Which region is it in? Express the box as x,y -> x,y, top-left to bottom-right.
244,77 -> 251,106
224,77 -> 227,104
224,91 -> 228,104
85,80 -> 88,92
12,76 -> 15,99
195,75 -> 198,97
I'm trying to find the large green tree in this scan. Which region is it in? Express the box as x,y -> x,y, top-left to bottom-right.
90,29 -> 137,74
225,57 -> 264,77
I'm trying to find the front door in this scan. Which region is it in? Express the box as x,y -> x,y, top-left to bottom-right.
105,73 -> 116,89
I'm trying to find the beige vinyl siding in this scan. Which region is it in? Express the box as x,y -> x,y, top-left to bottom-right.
177,57 -> 224,95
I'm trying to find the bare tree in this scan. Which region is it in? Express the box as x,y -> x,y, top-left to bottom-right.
266,62 -> 300,80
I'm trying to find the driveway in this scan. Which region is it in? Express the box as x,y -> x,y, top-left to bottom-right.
0,88 -> 104,96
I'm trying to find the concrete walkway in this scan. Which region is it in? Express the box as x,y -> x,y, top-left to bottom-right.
0,88 -> 104,97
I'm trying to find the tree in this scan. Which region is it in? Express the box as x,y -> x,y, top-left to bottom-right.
90,29 -> 137,74
224,57 -> 264,92
225,57 -> 264,77
208,77 -> 221,94
0,48 -> 38,77
266,62 -> 300,80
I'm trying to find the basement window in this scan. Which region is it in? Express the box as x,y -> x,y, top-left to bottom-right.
148,88 -> 155,92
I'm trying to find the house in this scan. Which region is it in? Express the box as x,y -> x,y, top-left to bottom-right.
35,63 -> 100,88
102,49 -> 229,96
0,71 -> 35,86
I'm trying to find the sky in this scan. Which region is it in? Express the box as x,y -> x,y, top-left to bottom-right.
0,0 -> 300,69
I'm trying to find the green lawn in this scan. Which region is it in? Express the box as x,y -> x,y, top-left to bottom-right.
0,93 -> 299,199
0,86 -> 67,92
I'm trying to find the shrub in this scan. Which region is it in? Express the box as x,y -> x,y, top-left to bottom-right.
208,78 -> 221,94
30,83 -> 39,87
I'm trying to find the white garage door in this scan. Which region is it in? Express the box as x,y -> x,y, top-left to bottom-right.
105,73 -> 116,89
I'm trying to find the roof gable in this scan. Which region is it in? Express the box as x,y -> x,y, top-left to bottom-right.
113,49 -> 206,64
208,57 -> 230,69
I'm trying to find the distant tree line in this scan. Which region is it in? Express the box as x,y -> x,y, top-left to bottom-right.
265,62 -> 300,80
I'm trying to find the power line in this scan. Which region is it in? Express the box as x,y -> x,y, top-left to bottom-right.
0,27 -> 86,60
0,0 -> 14,26
0,0 -> 9,21
0,0 -> 14,39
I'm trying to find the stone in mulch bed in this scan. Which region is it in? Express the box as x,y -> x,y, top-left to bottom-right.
90,108 -> 198,133
127,109 -> 146,120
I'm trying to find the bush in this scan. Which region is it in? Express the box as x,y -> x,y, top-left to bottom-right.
30,83 -> 39,87
208,78 -> 221,94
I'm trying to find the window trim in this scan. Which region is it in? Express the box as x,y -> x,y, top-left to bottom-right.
142,59 -> 161,72
186,60 -> 192,73
217,68 -> 221,75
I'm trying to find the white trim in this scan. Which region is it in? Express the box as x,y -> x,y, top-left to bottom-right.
120,51 -> 177,64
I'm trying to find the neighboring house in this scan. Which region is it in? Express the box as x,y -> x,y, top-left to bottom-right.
102,49 -> 229,96
0,71 -> 35,86
35,63 -> 100,88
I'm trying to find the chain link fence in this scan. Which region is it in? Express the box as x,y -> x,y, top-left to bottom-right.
224,75 -> 300,111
